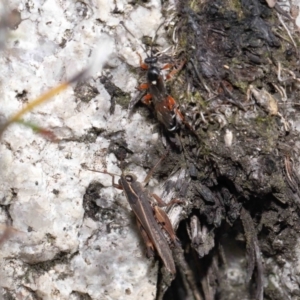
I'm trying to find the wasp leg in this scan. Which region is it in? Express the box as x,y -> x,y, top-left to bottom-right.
165,96 -> 199,139
174,107 -> 184,122
136,218 -> 155,258
137,83 -> 149,90
165,59 -> 186,81
152,204 -> 181,247
164,95 -> 200,139
161,63 -> 173,70
156,95 -> 182,132
141,93 -> 152,105
174,107 -> 200,140
165,95 -> 176,110
137,53 -> 148,70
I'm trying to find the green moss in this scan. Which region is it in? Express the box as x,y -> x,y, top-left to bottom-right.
229,0 -> 242,13
115,93 -> 131,109
233,80 -> 249,92
252,116 -> 279,151
192,91 -> 207,107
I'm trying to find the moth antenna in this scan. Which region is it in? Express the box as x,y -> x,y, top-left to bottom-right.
85,167 -> 121,178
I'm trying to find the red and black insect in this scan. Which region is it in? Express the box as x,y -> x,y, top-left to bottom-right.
123,21 -> 198,144
136,52 -> 187,133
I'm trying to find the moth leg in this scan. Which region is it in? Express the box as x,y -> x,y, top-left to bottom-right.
85,168 -> 123,190
142,149 -> 170,186
136,219 -> 155,258
151,193 -> 182,207
152,205 -> 180,247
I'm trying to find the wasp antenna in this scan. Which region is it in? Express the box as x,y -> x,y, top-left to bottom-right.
150,21 -> 165,57
120,21 -> 135,39
120,21 -> 148,57
139,42 -> 149,58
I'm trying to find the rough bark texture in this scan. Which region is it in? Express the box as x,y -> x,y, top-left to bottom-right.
158,1 -> 300,299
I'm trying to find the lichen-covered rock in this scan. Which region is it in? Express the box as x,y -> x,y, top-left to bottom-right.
0,0 -> 167,299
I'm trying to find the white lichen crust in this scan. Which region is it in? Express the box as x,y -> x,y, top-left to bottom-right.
0,0 -> 169,299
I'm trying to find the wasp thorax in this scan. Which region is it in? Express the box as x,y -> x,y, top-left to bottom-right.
147,67 -> 160,83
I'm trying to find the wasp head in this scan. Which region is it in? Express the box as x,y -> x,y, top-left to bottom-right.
144,56 -> 158,65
